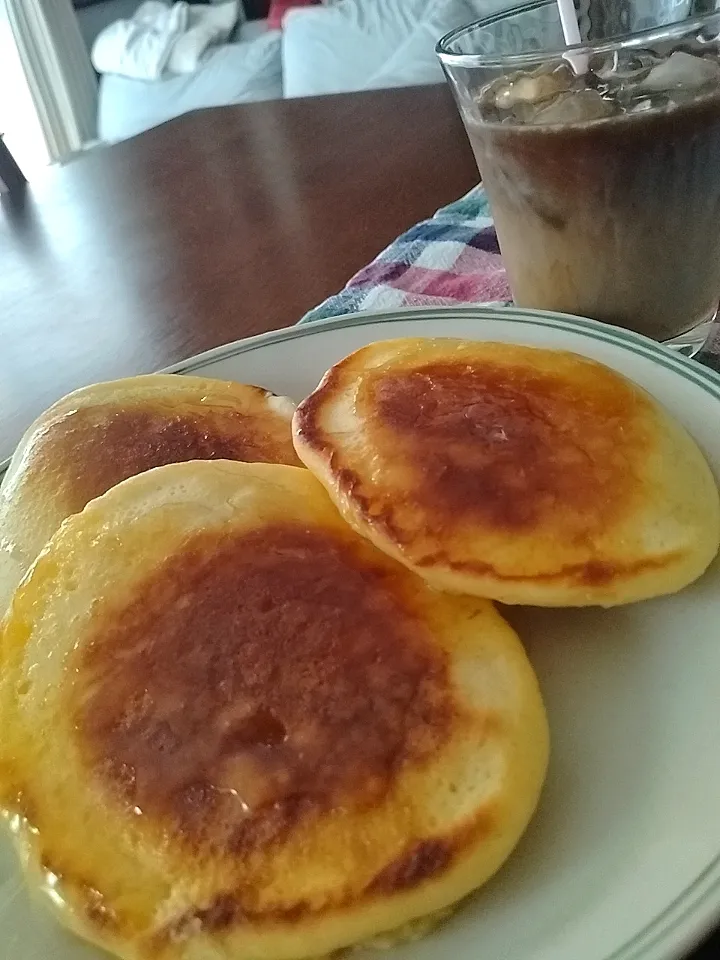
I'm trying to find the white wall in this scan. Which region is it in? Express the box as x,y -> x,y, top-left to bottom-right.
0,0 -> 50,177
3,0 -> 99,169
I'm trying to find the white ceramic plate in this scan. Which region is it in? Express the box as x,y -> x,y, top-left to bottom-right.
2,305 -> 720,960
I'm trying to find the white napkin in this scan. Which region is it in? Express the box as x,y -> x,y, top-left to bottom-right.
92,1 -> 188,80
168,2 -> 240,75
91,1 -> 240,81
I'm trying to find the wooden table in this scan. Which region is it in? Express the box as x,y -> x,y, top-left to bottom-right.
0,83 -> 718,960
0,85 -> 478,462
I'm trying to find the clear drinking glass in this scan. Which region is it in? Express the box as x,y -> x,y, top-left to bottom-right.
437,0 -> 720,351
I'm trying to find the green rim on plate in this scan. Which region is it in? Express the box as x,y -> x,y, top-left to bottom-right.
165,305 -> 720,404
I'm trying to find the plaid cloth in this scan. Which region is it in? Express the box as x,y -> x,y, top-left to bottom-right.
298,185 -> 720,370
300,186 -> 511,324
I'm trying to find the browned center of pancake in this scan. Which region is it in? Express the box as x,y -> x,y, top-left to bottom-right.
73,526 -> 451,853
370,361 -> 648,531
38,403 -> 297,513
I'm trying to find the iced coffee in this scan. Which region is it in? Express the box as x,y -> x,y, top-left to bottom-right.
442,21 -> 720,341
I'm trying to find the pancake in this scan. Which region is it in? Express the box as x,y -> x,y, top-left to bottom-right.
0,461 -> 548,960
0,374 -> 300,611
293,338 -> 720,607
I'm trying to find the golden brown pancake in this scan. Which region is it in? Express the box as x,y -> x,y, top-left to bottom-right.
0,374 -> 300,610
293,338 -> 720,606
0,461 -> 548,960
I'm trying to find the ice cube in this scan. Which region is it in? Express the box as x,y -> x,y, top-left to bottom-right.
530,89 -> 617,125
494,63 -> 574,110
591,49 -> 658,84
627,94 -> 671,113
638,51 -> 720,93
697,27 -> 720,46
509,100 -> 545,123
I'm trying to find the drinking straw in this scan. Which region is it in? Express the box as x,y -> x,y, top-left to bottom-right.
556,0 -> 582,45
555,0 -> 588,72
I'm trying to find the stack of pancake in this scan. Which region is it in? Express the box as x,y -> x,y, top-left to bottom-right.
0,340 -> 717,960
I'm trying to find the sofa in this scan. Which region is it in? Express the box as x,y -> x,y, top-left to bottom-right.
87,0 -> 515,143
